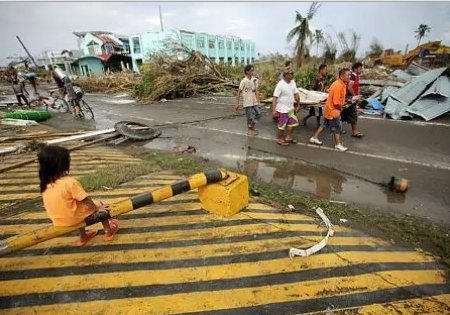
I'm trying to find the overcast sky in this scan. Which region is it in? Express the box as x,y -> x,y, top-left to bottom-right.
1,1 -> 450,66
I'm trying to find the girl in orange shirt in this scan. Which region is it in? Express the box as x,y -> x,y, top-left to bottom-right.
38,145 -> 119,247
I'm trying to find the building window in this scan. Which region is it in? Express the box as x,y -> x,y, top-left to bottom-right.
251,57 -> 255,63
235,57 -> 239,65
209,40 -> 215,49
241,44 -> 244,51
219,57 -> 224,64
132,37 -> 141,54
218,42 -> 224,49
197,39 -> 205,48
228,57 -> 232,64
210,57 -> 216,63
241,58 -> 245,63
227,42 -> 232,50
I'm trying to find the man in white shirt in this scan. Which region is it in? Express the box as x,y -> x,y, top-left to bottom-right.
235,65 -> 261,136
272,66 -> 301,146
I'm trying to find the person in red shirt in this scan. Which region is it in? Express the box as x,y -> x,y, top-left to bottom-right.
341,62 -> 364,138
309,68 -> 356,152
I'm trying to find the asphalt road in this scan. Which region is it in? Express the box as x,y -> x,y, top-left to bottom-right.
40,92 -> 450,226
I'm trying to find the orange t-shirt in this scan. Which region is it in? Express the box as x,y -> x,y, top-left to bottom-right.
324,79 -> 347,120
42,176 -> 94,226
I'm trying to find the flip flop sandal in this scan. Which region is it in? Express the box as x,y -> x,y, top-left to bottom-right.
103,219 -> 120,241
277,140 -> 289,146
76,230 -> 98,247
286,139 -> 298,144
352,133 -> 364,138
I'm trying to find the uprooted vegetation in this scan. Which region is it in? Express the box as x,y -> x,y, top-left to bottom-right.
74,39 -> 378,104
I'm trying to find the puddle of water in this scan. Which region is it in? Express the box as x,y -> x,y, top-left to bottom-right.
144,133 -> 407,209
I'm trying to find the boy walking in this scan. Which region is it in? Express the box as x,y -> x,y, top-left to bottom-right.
235,65 -> 261,136
272,66 -> 301,146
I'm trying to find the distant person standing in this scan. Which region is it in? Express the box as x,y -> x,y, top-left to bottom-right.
302,63 -> 328,128
235,64 -> 261,137
309,68 -> 356,152
17,71 -> 30,96
341,62 -> 364,138
25,70 -> 38,95
11,78 -> 29,107
272,66 -> 301,146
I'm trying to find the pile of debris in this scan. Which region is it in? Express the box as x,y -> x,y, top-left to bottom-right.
75,71 -> 140,94
360,62 -> 450,121
135,43 -> 241,102
361,66 -> 391,80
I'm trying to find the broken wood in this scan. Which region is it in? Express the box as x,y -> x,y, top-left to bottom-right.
0,133 -> 120,173
0,131 -> 90,142
0,128 -> 116,156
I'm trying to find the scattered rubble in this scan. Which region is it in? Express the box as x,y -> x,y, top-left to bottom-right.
359,62 -> 450,121
75,71 -> 140,94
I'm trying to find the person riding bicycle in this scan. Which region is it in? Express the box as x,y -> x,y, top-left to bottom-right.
51,66 -> 83,118
63,77 -> 83,118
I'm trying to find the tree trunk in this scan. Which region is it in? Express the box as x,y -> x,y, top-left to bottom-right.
297,41 -> 306,68
297,45 -> 302,68
316,43 -> 319,57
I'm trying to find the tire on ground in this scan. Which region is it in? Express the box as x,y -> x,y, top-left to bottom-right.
114,121 -> 162,141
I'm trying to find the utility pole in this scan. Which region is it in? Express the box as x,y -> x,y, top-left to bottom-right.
16,35 -> 38,68
159,5 -> 164,32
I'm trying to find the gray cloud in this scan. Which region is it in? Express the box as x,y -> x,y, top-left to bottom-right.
1,1 -> 449,66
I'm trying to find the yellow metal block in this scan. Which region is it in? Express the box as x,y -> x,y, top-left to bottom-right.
198,172 -> 249,218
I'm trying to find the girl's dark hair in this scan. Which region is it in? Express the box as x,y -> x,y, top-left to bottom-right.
38,145 -> 71,193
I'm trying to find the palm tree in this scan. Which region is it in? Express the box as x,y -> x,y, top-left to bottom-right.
286,2 -> 321,67
415,24 -> 431,46
312,29 -> 324,57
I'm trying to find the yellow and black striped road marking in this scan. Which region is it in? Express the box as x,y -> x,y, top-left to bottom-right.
0,172 -> 449,314
0,144 -> 141,211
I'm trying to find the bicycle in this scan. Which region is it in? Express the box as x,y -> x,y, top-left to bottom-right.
76,98 -> 94,120
28,90 -> 70,113
70,85 -> 94,120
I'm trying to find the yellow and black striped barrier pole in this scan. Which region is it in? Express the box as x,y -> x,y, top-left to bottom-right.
0,169 -> 229,257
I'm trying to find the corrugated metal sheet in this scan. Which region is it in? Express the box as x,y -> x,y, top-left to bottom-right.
381,86 -> 400,104
420,75 -> 450,98
389,70 -> 413,82
384,96 -> 411,120
407,95 -> 450,121
390,67 -> 448,105
407,62 -> 430,76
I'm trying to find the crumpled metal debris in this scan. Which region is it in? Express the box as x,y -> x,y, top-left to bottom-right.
289,207 -> 335,258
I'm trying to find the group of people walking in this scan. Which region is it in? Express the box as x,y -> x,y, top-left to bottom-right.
236,61 -> 365,152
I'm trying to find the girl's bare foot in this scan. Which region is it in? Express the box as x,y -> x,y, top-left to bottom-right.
76,230 -> 98,247
103,219 -> 120,241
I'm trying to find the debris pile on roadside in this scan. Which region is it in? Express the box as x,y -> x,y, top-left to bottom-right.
360,63 -> 450,121
75,71 -> 140,94
134,42 -> 241,102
